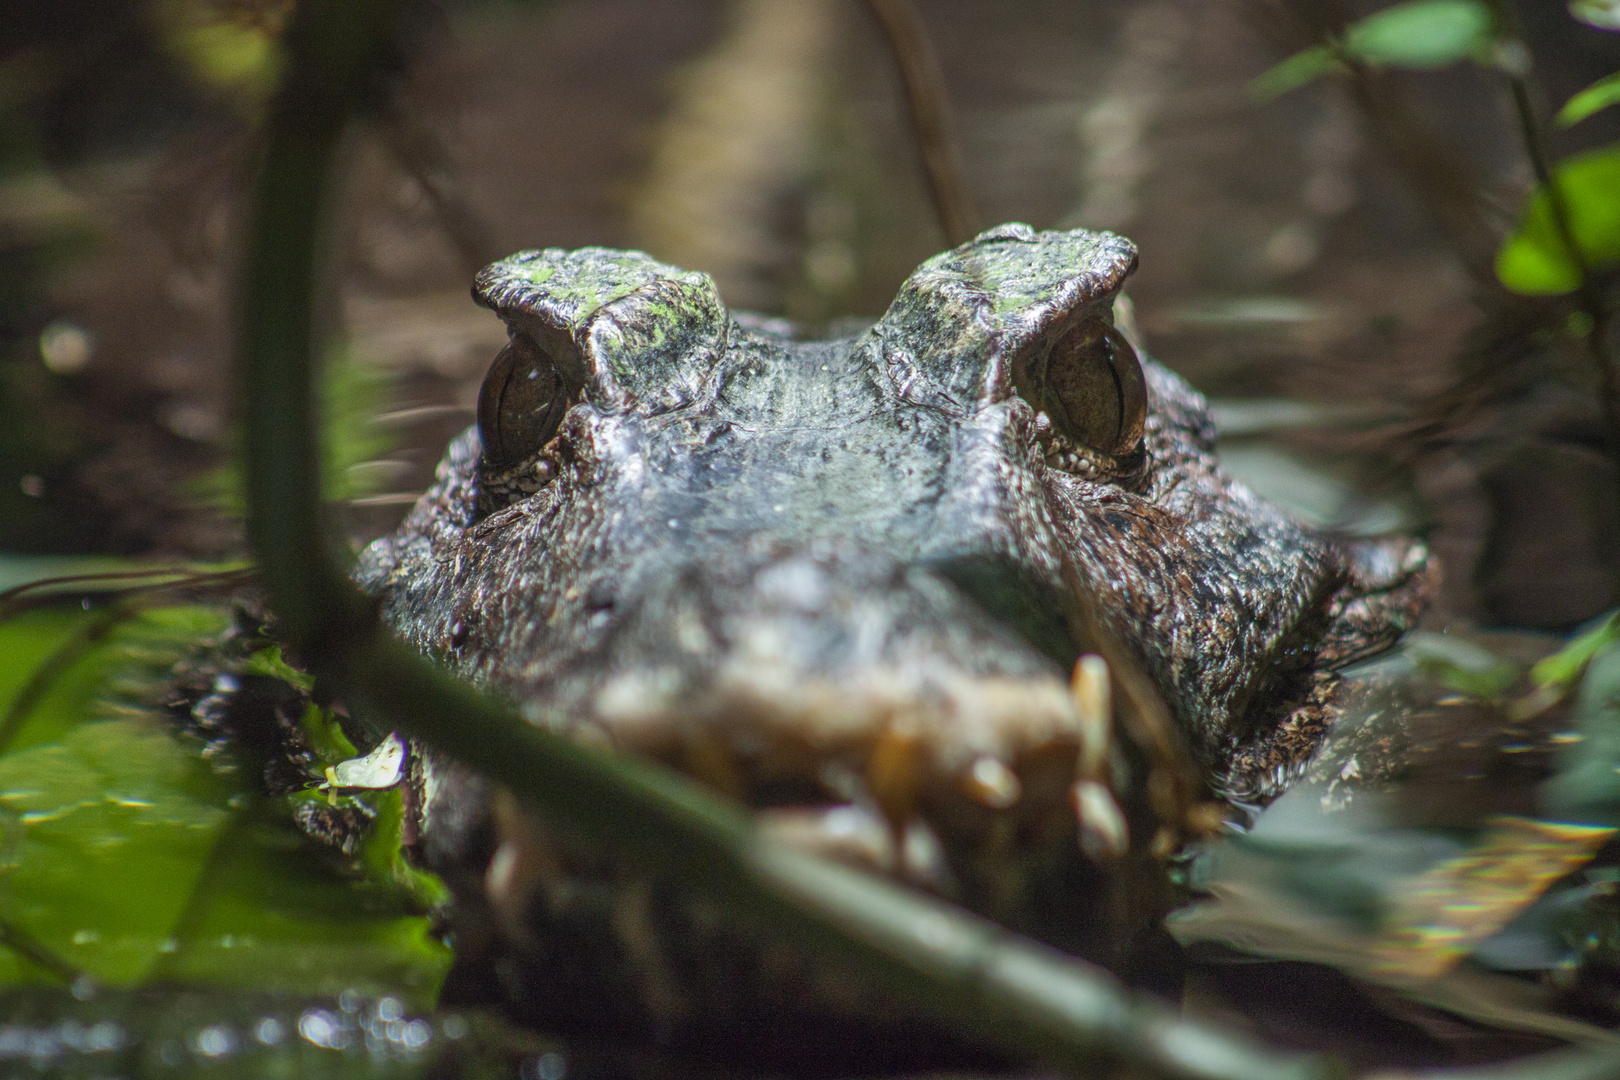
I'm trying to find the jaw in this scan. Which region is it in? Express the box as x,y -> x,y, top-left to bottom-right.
400,531 -> 1122,958
481,540 -> 1094,864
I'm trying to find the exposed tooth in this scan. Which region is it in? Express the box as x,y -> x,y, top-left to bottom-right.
963,756 -> 1022,809
484,790 -> 548,946
1072,779 -> 1128,859
867,719 -> 924,843
759,804 -> 893,872
1071,654 -> 1111,781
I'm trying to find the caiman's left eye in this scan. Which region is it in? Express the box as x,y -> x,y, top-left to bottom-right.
1039,320 -> 1147,457
476,334 -> 568,467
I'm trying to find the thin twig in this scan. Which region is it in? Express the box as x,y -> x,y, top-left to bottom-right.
0,602 -> 133,754
0,917 -> 82,985
1496,43 -> 1620,451
0,566 -> 255,621
378,86 -> 502,274
862,0 -> 982,246
0,567 -> 229,614
1252,1 -> 1500,282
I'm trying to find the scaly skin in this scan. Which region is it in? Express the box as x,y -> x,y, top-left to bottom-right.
354,224 -> 1432,1059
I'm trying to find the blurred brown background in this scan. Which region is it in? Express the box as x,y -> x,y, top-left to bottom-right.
4,0 -> 1620,628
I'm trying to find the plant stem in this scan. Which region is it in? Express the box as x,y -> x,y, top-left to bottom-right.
0,602 -> 131,754
863,0 -> 982,246
0,917 -> 82,985
1493,9 -> 1620,450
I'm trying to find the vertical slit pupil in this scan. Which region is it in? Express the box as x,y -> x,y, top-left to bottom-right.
477,336 -> 565,467
1042,320 -> 1146,456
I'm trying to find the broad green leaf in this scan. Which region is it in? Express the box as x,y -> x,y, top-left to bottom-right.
0,607 -> 94,747
1250,45 -> 1338,101
1250,1 -> 1494,101
1557,71 -> 1620,127
1496,144 -> 1620,295
160,805 -> 449,1006
0,718 -> 234,985
1401,630 -> 1521,699
1343,0 -> 1494,68
0,601 -> 451,1006
0,604 -> 229,754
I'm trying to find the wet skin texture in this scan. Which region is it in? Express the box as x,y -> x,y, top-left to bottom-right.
355,224 -> 1432,1067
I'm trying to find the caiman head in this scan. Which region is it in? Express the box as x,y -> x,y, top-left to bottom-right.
356,224 -> 1431,910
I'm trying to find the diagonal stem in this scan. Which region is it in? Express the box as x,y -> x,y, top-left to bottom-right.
1490,3 -> 1620,452
862,0 -> 982,246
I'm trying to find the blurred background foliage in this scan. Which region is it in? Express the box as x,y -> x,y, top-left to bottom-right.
2,0 -> 1620,1075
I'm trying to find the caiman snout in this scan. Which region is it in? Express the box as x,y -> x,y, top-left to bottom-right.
542,540 -> 1094,876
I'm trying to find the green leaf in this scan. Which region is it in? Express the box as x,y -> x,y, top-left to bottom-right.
0,602 -> 451,1004
0,604 -> 229,754
1557,71 -> 1620,127
1249,1 -> 1495,100
159,804 -> 449,1006
1570,0 -> 1620,31
1532,611 -> 1620,688
1250,45 -> 1339,100
1541,643 -> 1620,825
1496,143 -> 1620,295
0,719 -> 235,985
243,644 -> 316,695
1402,630 -> 1521,700
1343,0 -> 1494,68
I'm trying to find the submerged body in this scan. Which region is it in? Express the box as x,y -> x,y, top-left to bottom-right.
356,224 -> 1431,1063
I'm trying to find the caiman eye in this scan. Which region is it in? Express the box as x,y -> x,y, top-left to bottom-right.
476,335 -> 568,467
1040,320 -> 1147,457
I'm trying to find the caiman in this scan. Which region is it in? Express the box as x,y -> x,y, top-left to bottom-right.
354,223 -> 1433,1071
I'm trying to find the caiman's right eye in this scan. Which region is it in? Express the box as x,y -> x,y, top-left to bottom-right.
1040,319 -> 1147,457
476,335 -> 568,467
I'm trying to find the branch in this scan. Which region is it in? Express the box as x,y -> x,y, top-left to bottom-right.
862,0 -> 982,246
